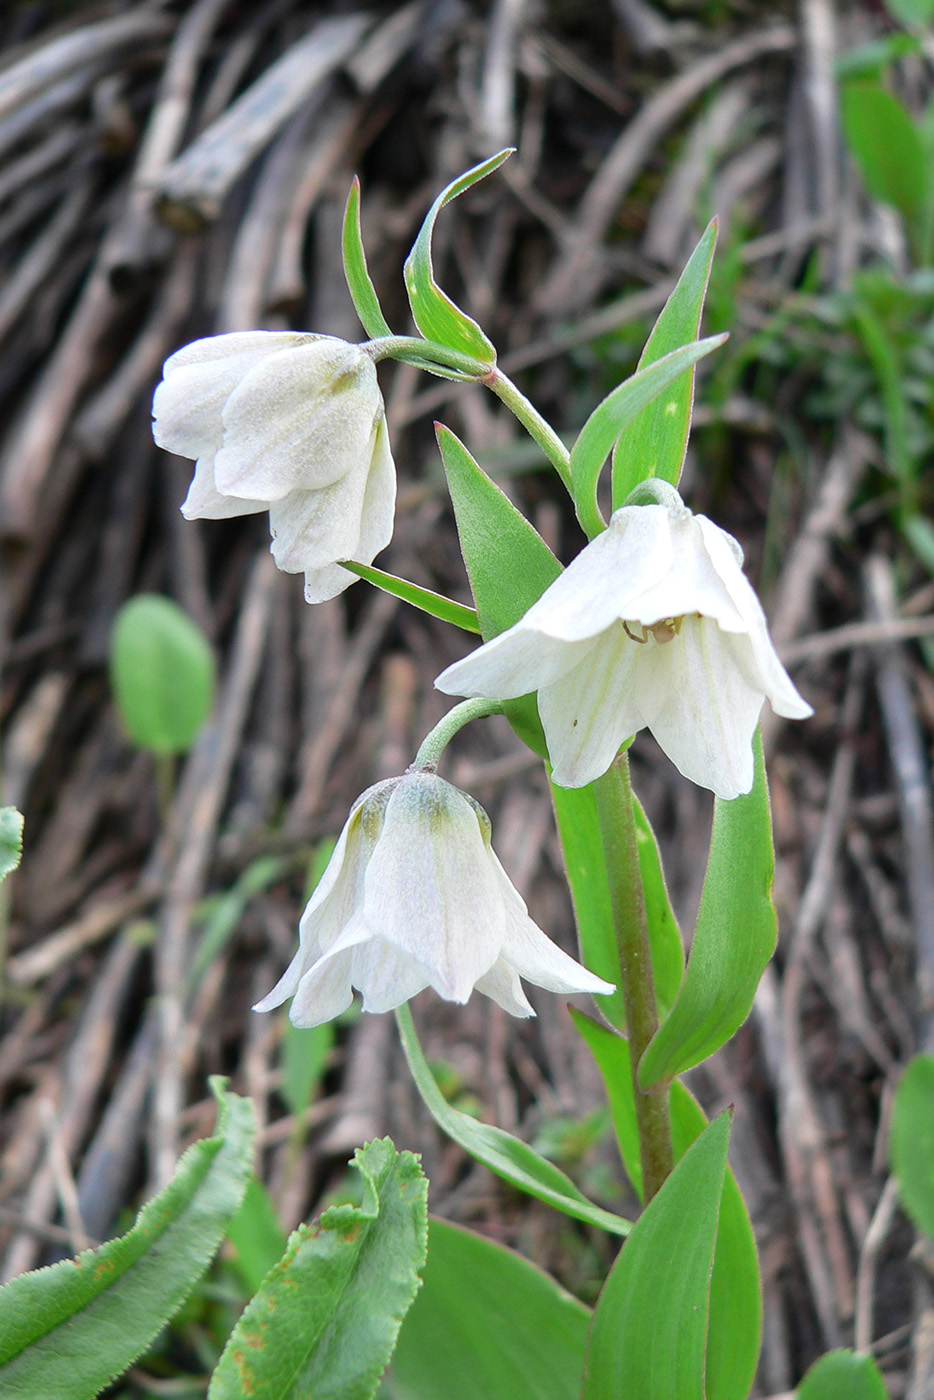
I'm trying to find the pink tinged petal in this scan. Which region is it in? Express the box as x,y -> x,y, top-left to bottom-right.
180,455 -> 268,520
350,938 -> 431,1014
214,340 -> 381,500
362,775 -> 505,1001
435,627 -> 594,702
474,959 -> 536,1017
539,626 -> 644,789
154,332 -> 308,461
636,616 -> 764,799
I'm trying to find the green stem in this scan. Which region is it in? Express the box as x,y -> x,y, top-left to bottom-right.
593,752 -> 673,1202
413,698 -> 505,770
487,369 -> 573,494
365,335 -> 491,381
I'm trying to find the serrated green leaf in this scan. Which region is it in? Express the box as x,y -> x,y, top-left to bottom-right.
0,1079 -> 254,1400
341,560 -> 480,633
796,1350 -> 889,1400
343,176 -> 393,339
226,1176 -> 288,1296
612,220 -> 718,506
209,1138 -> 427,1400
438,423 -> 562,756
109,594 -> 215,756
403,152 -> 511,364
0,807 -> 24,884
385,1218 -> 590,1400
841,82 -> 926,225
639,730 -> 776,1088
571,1015 -> 761,1400
891,1054 -> 934,1239
396,1004 -> 629,1237
570,334 -> 727,539
581,1112 -> 731,1400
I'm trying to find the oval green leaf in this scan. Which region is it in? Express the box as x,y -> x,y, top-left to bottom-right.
796,1350 -> 889,1400
890,1053 -> 934,1240
841,81 -> 926,224
110,594 -> 215,755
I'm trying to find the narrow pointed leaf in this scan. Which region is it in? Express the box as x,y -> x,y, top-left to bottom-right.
341,559 -> 480,632
0,1080 -> 254,1400
890,1054 -> 934,1240
639,730 -> 776,1088
438,423 -> 562,755
572,1014 -> 761,1400
385,1219 -> 590,1400
403,152 -> 511,364
209,1138 -> 427,1400
0,807 -> 24,884
225,1176 -> 288,1295
396,1004 -> 629,1237
841,81 -> 926,225
570,334 -> 727,539
343,176 -> 392,338
581,1112 -> 731,1400
796,1350 -> 889,1400
612,220 -> 718,506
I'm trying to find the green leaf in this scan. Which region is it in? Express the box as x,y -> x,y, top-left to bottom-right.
343,176 -> 392,339
840,81 -> 926,226
639,730 -> 776,1088
282,1020 -> 334,1117
341,560 -> 480,633
190,854 -> 289,993
796,1350 -> 889,1400
571,1016 -> 761,1400
385,1219 -> 590,1400
0,1079 -> 254,1400
612,220 -> 718,506
395,1004 -> 629,1237
438,423 -> 562,756
226,1176 -> 288,1296
403,152 -> 511,364
0,807 -> 24,884
891,1054 -> 934,1239
633,793 -> 684,1021
109,594 -> 215,756
581,1112 -> 731,1400
570,334 -> 727,539
883,0 -> 934,29
209,1138 -> 427,1400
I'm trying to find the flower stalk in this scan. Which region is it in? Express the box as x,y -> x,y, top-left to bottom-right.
413,697 -> 505,770
593,751 -> 673,1202
486,368 -> 573,493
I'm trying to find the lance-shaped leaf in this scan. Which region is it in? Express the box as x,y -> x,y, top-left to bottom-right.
0,1079 -> 253,1400
581,1112 -> 731,1400
404,152 -> 511,364
342,559 -> 480,633
396,1004 -> 629,1237
638,729 -> 776,1089
0,807 -> 24,884
438,423 -> 562,756
570,334 -> 727,539
612,219 -> 718,507
343,176 -> 393,339
386,1218 -> 590,1400
572,1013 -> 761,1400
891,1054 -> 934,1241
796,1350 -> 889,1400
841,81 -> 926,226
209,1138 -> 427,1400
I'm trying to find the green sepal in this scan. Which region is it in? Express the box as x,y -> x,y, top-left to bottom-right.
570,334 -> 727,539
403,152 -> 512,365
612,219 -> 718,506
0,807 -> 24,884
343,176 -> 393,338
572,1015 -> 761,1400
638,729 -> 776,1088
341,559 -> 481,633
437,423 -> 562,756
209,1138 -> 427,1400
0,1079 -> 254,1400
581,1112 -> 731,1400
395,1004 -> 629,1237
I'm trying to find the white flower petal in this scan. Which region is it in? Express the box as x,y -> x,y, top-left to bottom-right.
362,775 -> 504,1000
474,959 -> 536,1017
214,339 -> 380,500
301,417 -> 397,603
623,512 -> 746,632
268,456 -> 369,575
436,626 -> 593,702
539,625 -> 644,788
351,938 -> 431,1014
289,947 -> 357,1028
499,904 -> 615,996
180,455 -> 268,520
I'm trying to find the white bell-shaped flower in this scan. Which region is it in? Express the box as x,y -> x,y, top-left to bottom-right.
153,331 -> 395,602
436,496 -> 811,800
254,769 -> 614,1027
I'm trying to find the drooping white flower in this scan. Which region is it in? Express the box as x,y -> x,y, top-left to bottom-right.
153,331 -> 395,603
254,769 -> 614,1027
436,496 -> 811,800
